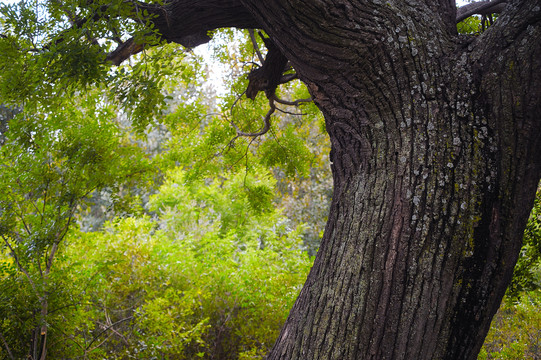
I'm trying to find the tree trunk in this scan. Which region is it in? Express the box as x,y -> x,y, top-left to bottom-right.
140,0 -> 540,358
234,1 -> 541,359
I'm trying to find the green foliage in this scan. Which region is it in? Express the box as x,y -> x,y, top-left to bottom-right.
22,167 -> 313,359
1,5 -> 325,357
259,124 -> 312,178
457,16 -> 482,35
507,187 -> 541,299
163,29 -> 325,182
479,290 -> 541,359
0,0 -> 199,130
456,10 -> 498,35
0,89 -> 154,359
148,167 -> 277,235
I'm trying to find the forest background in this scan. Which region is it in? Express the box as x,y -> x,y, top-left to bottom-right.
0,0 -> 540,359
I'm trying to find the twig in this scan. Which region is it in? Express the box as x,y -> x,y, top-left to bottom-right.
85,316 -> 133,350
231,99 -> 276,137
275,107 -> 306,116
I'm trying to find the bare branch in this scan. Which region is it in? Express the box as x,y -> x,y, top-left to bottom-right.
274,96 -> 312,107
249,29 -> 265,63
275,107 -> 306,117
456,0 -> 507,23
85,316 -> 134,351
231,99 -> 276,137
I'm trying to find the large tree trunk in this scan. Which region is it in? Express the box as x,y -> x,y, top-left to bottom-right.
234,1 -> 541,359
141,0 -> 540,358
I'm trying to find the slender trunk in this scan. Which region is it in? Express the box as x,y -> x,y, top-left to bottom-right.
37,241 -> 59,360
38,295 -> 48,360
31,321 -> 39,360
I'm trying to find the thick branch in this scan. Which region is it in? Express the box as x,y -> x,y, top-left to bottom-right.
106,38 -> 145,66
143,0 -> 260,45
456,0 -> 507,23
103,0 -> 261,64
246,33 -> 289,100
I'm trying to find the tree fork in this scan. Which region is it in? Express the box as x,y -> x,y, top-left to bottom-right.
231,1 -> 541,359
27,0 -> 539,358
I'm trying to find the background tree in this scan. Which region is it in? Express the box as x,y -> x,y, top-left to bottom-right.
0,90 -> 152,359
1,1 -> 540,359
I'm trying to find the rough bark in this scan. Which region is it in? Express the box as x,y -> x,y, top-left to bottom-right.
146,0 -> 540,358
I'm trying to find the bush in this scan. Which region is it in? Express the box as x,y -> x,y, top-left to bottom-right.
479,291 -> 541,360
21,168 -> 314,359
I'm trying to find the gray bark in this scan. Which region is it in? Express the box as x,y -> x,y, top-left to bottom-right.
141,0 -> 541,358
236,1 -> 541,359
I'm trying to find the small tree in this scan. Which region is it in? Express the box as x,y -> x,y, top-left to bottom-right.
0,92 -> 151,359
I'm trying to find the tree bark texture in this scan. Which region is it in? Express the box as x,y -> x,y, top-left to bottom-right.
155,0 -> 541,358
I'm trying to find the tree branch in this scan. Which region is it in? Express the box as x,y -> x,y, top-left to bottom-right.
246,32 -> 289,100
274,96 -> 312,107
249,29 -> 265,64
1,235 -> 39,297
231,98 -> 276,137
456,0 -> 507,23
142,0 -> 260,44
85,316 -> 134,351
0,330 -> 15,360
99,0 -> 263,64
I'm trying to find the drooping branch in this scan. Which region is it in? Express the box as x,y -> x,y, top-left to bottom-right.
229,93 -> 276,138
234,100 -> 275,137
456,0 -> 507,23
